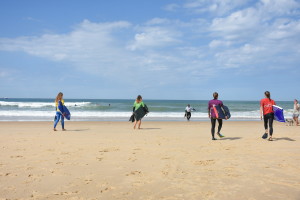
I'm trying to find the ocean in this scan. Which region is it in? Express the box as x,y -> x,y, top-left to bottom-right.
0,98 -> 295,121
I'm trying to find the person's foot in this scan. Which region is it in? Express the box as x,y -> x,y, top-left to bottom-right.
262,133 -> 268,139
217,132 -> 225,138
53,128 -> 57,131
268,137 -> 273,141
212,138 -> 217,140
62,129 -> 66,131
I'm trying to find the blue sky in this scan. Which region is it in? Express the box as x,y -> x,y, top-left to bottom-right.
0,0 -> 299,100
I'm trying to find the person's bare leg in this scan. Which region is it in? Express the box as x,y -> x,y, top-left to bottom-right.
138,120 -> 142,129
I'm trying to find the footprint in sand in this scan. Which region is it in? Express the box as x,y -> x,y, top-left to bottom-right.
128,157 -> 137,162
126,171 -> 142,176
99,147 -> 119,153
194,160 -> 215,166
10,155 -> 23,158
96,157 -> 103,161
85,179 -> 92,184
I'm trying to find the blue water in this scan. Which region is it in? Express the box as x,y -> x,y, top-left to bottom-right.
0,98 -> 295,121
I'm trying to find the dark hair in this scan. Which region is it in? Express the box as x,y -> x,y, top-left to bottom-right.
213,92 -> 218,100
265,91 -> 271,99
136,95 -> 142,101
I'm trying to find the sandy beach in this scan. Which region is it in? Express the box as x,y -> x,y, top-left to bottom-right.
0,121 -> 299,200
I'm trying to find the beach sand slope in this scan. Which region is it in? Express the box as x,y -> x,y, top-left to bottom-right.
0,121 -> 299,200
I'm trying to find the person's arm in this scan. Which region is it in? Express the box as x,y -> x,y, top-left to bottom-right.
208,103 -> 211,118
132,101 -> 135,112
260,102 -> 263,120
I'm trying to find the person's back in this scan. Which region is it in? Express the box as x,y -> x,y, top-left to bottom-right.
208,99 -> 223,119
208,92 -> 224,140
260,98 -> 275,115
260,91 -> 276,141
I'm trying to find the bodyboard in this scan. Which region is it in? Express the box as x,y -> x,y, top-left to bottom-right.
273,105 -> 285,122
134,104 -> 149,121
213,105 -> 231,119
63,105 -> 71,120
58,101 -> 71,120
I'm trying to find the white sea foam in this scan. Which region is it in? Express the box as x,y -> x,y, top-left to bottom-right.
0,101 -> 91,108
0,106 -> 295,121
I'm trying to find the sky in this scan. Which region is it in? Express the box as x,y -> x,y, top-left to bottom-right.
0,0 -> 299,100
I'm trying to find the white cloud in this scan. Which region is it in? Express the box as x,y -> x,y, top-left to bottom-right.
0,0 -> 300,91
210,7 -> 260,39
183,0 -> 252,16
0,20 -> 132,74
127,25 -> 182,50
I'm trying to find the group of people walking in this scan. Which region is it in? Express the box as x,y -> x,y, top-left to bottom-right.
53,91 -> 299,141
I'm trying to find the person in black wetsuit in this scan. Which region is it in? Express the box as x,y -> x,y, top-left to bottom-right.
184,104 -> 195,121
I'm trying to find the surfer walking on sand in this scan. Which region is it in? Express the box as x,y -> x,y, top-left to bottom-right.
54,92 -> 66,131
208,92 -> 225,140
133,95 -> 145,129
260,91 -> 276,141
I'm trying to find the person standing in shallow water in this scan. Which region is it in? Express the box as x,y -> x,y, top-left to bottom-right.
260,91 -> 276,141
185,104 -> 195,121
208,92 -> 225,140
54,92 -> 66,131
293,99 -> 299,126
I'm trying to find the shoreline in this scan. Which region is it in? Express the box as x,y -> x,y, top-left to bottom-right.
1,121 -> 299,199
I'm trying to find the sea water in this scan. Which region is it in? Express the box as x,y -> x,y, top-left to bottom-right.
0,98 -> 295,121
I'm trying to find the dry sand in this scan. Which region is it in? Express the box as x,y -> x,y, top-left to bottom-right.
0,121 -> 299,200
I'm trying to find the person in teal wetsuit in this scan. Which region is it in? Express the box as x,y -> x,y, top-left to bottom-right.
133,95 -> 145,129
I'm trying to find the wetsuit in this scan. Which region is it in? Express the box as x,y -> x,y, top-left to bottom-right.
208,99 -> 223,139
133,101 -> 145,121
185,106 -> 194,121
260,98 -> 276,136
54,100 -> 65,129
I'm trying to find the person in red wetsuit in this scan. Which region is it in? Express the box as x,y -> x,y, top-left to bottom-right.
260,91 -> 276,141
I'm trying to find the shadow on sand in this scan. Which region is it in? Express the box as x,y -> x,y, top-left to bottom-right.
219,137 -> 242,140
66,129 -> 90,132
138,128 -> 161,130
273,137 -> 296,141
